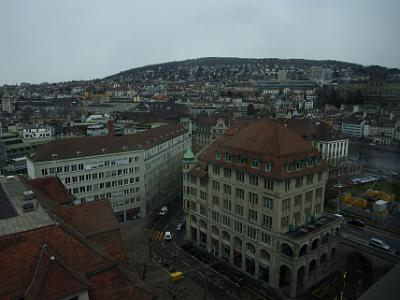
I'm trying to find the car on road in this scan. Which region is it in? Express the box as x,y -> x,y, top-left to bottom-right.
347,218 -> 365,228
164,231 -> 172,241
159,206 -> 168,216
176,223 -> 183,231
369,238 -> 390,251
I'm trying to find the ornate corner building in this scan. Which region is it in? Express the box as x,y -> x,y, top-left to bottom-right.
183,120 -> 342,298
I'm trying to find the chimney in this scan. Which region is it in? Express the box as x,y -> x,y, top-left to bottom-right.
107,120 -> 115,136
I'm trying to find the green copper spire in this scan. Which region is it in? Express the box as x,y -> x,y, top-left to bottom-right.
183,146 -> 195,160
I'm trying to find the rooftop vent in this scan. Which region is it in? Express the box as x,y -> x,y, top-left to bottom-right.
76,151 -> 82,156
101,148 -> 107,153
52,153 -> 58,159
122,146 -> 128,151
22,202 -> 35,213
23,190 -> 34,201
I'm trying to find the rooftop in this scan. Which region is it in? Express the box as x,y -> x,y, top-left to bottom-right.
29,123 -> 187,162
285,214 -> 342,240
0,176 -> 54,237
27,176 -> 75,206
198,119 -> 327,180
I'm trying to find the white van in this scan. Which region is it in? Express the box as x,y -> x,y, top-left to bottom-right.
159,206 -> 168,216
369,238 -> 390,251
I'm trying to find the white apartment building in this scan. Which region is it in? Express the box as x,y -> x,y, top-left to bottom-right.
183,120 -> 342,298
27,123 -> 190,222
23,126 -> 54,139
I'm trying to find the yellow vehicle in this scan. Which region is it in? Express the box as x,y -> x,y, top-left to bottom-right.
170,271 -> 184,282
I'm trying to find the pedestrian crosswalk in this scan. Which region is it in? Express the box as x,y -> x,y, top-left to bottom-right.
151,230 -> 165,240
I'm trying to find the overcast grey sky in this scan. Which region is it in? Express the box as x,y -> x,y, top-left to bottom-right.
1,0 -> 399,85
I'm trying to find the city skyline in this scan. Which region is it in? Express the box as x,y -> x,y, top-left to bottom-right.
1,0 -> 400,85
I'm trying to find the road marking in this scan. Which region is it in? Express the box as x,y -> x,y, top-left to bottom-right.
182,260 -> 190,267
150,230 -> 165,240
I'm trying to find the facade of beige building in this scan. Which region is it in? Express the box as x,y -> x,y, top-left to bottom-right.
183,120 -> 342,297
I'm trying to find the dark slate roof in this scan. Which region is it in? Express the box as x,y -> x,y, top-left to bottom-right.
0,182 -> 18,220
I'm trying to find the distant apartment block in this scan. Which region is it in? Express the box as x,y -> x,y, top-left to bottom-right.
341,121 -> 365,138
22,126 -> 54,139
27,123 -> 190,222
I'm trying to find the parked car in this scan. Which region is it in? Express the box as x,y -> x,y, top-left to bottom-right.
159,206 -> 168,216
164,231 -> 172,241
347,218 -> 365,228
369,238 -> 390,251
176,223 -> 183,231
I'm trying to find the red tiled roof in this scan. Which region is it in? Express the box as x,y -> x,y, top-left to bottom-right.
0,225 -> 112,299
54,200 -> 119,236
198,119 -> 328,180
24,245 -> 91,300
27,176 -> 75,205
29,123 -> 187,162
0,224 -> 153,300
54,200 -> 129,266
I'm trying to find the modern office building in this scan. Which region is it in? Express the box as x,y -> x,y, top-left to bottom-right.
183,120 -> 342,297
27,123 -> 190,222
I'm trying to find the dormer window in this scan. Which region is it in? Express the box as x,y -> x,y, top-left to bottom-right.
52,153 -> 58,159
216,152 -> 221,160
251,159 -> 260,169
239,155 -> 247,164
225,152 -> 233,162
296,160 -> 302,170
286,164 -> 292,173
307,158 -> 313,167
315,157 -> 321,166
265,161 -> 272,172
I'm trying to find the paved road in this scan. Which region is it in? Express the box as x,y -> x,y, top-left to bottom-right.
342,222 -> 400,251
148,198 -> 273,300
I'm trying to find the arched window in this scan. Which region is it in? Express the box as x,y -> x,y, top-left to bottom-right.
281,243 -> 294,257
320,253 -> 327,264
309,259 -> 317,277
234,236 -> 242,248
330,247 -> 336,258
299,244 -> 308,257
222,231 -> 230,242
311,238 -> 319,251
246,242 -> 256,254
260,249 -> 270,261
322,233 -> 330,244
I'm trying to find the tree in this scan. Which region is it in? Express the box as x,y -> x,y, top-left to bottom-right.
21,107 -> 34,121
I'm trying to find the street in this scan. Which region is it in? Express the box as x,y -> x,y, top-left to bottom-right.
121,198 -> 273,300
342,222 -> 400,251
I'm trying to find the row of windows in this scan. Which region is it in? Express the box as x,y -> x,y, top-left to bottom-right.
64,168 -> 140,184
281,188 -> 323,211
284,172 -> 323,191
211,167 -> 275,191
40,157 -> 139,176
215,152 -> 273,172
68,185 -> 140,196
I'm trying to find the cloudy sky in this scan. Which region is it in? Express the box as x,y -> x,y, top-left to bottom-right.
1,0 -> 399,85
